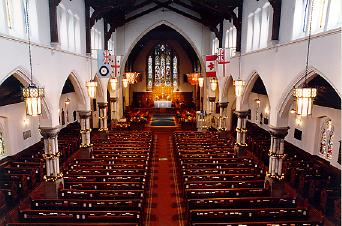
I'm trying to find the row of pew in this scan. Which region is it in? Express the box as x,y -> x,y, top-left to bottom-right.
246,122 -> 341,225
174,131 -> 323,226
10,131 -> 152,225
0,123 -> 81,221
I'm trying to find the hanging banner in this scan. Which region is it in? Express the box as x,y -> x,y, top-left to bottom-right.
205,55 -> 217,77
97,50 -> 111,78
111,55 -> 121,78
217,48 -> 230,64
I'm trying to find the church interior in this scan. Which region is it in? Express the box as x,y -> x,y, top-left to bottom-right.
0,0 -> 341,225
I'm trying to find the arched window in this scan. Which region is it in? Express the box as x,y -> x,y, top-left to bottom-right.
0,132 -> 5,156
319,118 -> 334,160
293,0 -> 341,39
146,43 -> 178,91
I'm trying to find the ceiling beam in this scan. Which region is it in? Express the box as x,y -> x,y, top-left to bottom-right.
90,6 -> 114,28
152,0 -> 203,24
125,4 -> 162,23
48,0 -> 63,44
269,0 -> 282,40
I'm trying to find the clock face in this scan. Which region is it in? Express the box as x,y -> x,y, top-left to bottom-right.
99,66 -> 109,76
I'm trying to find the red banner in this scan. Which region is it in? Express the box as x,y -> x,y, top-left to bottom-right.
205,55 -> 217,77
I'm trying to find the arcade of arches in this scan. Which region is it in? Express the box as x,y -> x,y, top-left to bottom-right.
0,0 -> 341,225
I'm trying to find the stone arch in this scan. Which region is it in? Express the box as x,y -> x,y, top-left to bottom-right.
93,74 -> 104,101
121,20 -> 205,76
277,66 -> 341,122
59,71 -> 87,109
241,70 -> 270,107
0,66 -> 51,121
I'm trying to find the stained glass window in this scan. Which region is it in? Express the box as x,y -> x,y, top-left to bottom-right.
147,56 -> 153,91
146,43 -> 178,91
0,132 -> 5,156
319,119 -> 334,160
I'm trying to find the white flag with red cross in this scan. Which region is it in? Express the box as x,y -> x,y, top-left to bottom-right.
111,55 -> 121,78
205,55 -> 217,77
217,48 -> 230,64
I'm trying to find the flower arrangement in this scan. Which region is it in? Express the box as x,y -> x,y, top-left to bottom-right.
128,110 -> 150,124
176,109 -> 196,123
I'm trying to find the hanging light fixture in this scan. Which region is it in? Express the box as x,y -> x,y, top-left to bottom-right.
22,0 -> 44,116
293,1 -> 316,116
122,78 -> 129,88
210,78 -> 218,91
187,72 -> 201,86
124,72 -> 141,84
86,79 -> 97,99
234,54 -> 245,97
110,77 -> 118,90
198,77 -> 204,88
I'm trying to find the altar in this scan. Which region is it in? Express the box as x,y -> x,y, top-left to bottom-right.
154,100 -> 172,108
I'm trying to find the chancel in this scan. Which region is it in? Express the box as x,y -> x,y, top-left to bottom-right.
0,0 -> 341,225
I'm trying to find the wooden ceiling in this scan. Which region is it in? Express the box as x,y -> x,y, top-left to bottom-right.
88,0 -> 241,30
86,0 -> 244,50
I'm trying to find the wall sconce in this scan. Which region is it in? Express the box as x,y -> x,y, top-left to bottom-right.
255,98 -> 261,107
295,116 -> 302,126
23,117 -> 29,126
290,108 -> 296,114
64,98 -> 71,105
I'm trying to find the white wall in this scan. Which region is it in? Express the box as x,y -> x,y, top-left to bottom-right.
286,105 -> 341,168
0,102 -> 41,157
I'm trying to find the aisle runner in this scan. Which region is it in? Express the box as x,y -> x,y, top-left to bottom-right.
150,114 -> 176,126
145,131 -> 185,226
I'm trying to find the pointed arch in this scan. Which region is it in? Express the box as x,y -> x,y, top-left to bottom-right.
59,71 -> 87,109
121,20 -> 205,76
277,66 -> 341,122
241,70 -> 270,107
0,66 -> 51,121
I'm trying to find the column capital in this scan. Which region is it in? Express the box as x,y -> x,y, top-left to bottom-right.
208,97 -> 216,102
234,110 -> 249,118
40,126 -> 60,139
78,110 -> 92,119
98,102 -> 108,108
219,102 -> 229,109
268,125 -> 289,138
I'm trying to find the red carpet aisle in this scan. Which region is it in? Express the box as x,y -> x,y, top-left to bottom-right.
145,131 -> 186,226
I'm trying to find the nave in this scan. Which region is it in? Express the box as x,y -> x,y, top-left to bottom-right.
0,122 -> 340,225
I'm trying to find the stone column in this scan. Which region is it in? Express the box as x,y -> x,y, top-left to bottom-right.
265,126 -> 289,196
208,97 -> 216,114
78,110 -> 92,158
98,102 -> 108,132
110,97 -> 118,121
218,102 -> 228,130
234,110 -> 249,156
40,127 -> 63,196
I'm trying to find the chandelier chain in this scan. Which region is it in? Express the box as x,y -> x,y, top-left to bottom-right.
24,0 -> 33,84
304,0 -> 315,86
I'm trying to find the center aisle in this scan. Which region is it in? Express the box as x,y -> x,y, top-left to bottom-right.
145,131 -> 186,226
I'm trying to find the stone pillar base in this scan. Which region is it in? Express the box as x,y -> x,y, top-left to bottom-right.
80,146 -> 93,159
44,178 -> 64,199
265,175 -> 285,197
